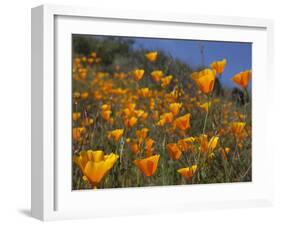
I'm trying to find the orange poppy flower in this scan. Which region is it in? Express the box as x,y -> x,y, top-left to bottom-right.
107,129 -> 124,141
169,103 -> 182,116
138,88 -> 151,98
173,113 -> 191,130
114,72 -> 127,79
133,155 -> 160,177
101,110 -> 112,121
93,91 -> 103,100
145,51 -> 158,62
150,99 -> 155,110
78,68 -> 87,79
101,104 -> 111,111
124,116 -> 138,128
127,102 -> 136,111
74,150 -> 119,188
231,70 -> 251,88
221,147 -> 230,160
210,59 -> 227,75
145,138 -> 155,157
231,122 -> 246,138
72,112 -> 81,121
177,137 -> 195,151
140,112 -> 149,121
151,70 -> 163,83
133,69 -> 145,81
198,102 -> 211,112
177,165 -> 197,180
157,112 -> 174,126
73,91 -> 81,99
152,111 -> 159,121
72,127 -> 86,141
81,92 -> 89,100
136,128 -> 149,140
122,108 -> 133,118
87,57 -> 94,64
91,52 -> 97,58
81,118 -> 94,126
191,68 -> 216,94
166,143 -> 182,160
134,110 -> 145,118
161,75 -> 173,88
199,134 -> 219,153
130,141 -> 141,154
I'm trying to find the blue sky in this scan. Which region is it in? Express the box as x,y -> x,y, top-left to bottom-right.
131,37 -> 252,88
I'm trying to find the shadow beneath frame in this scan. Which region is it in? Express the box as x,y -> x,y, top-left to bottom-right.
18,208 -> 32,218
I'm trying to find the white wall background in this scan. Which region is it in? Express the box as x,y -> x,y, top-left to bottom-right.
0,0 -> 280,225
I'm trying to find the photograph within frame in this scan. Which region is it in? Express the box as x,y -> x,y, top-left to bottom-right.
71,34 -> 252,190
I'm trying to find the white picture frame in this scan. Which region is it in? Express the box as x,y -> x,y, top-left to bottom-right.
31,4 -> 274,221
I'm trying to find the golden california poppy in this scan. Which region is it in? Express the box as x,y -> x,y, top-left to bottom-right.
101,110 -> 112,121
74,57 -> 81,66
133,155 -> 160,177
145,51 -> 158,62
177,165 -> 197,180
140,112 -> 149,121
101,104 -> 111,111
107,129 -> 124,141
138,88 -> 151,98
145,138 -> 154,157
122,108 -> 133,118
73,91 -> 81,99
210,59 -> 227,75
74,150 -> 119,188
91,51 -> 97,58
151,70 -> 163,83
130,141 -> 140,154
133,69 -> 145,81
114,72 -> 126,79
173,113 -> 191,130
124,116 -> 138,128
72,127 -> 86,141
136,128 -> 149,140
231,122 -> 246,138
191,68 -> 216,94
177,137 -> 195,151
149,98 -> 155,110
134,110 -> 145,118
162,112 -> 174,123
231,70 -> 251,88
169,102 -> 182,116
198,102 -> 211,112
221,147 -> 230,160
87,57 -> 94,64
93,91 -> 103,100
161,75 -> 173,88
78,68 -> 87,79
127,102 -> 136,111
81,92 -> 89,100
199,135 -> 219,153
157,112 -> 174,126
81,118 -> 94,126
157,119 -> 166,127
166,143 -> 182,160
72,112 -> 81,121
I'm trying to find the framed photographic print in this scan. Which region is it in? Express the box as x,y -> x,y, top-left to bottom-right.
31,4 -> 274,221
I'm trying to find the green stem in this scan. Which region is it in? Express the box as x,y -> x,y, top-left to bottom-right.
234,138 -> 240,161
202,95 -> 211,134
137,170 -> 140,186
